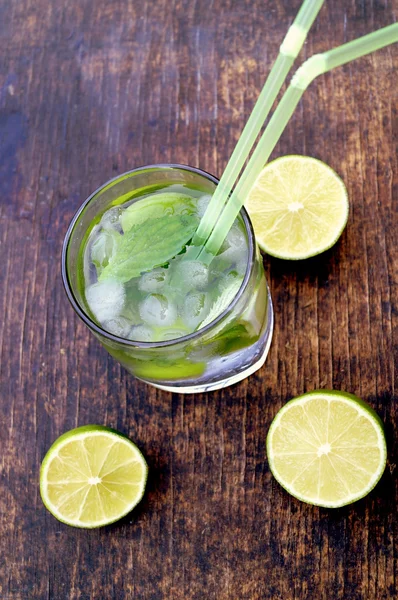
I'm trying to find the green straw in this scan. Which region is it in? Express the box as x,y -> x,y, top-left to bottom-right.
199,22 -> 398,260
191,0 -> 325,249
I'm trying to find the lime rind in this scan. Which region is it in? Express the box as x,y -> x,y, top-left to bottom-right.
40,425 -> 148,528
266,390 -> 387,508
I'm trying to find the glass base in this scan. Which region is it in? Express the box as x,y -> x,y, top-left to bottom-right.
145,291 -> 274,394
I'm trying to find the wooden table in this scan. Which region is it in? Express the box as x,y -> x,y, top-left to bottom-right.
1,0 -> 397,598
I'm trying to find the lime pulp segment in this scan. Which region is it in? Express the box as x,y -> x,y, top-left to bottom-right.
266,391 -> 387,508
245,155 -> 349,260
40,426 -> 148,528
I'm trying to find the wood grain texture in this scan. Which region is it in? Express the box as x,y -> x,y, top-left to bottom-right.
0,0 -> 397,598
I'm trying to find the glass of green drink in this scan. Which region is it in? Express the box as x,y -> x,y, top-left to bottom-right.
62,164 -> 273,393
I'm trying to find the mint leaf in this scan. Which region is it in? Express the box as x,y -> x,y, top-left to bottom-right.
121,193 -> 197,233
99,215 -> 199,283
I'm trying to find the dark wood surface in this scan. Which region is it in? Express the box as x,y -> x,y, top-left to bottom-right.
1,0 -> 397,598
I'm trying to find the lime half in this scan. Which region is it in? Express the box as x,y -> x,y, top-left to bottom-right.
245,155 -> 349,259
267,391 -> 386,508
40,425 -> 148,528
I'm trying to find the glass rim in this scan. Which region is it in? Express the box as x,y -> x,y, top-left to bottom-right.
61,163 -> 256,348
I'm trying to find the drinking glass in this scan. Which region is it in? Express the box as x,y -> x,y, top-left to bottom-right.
62,164 -> 274,393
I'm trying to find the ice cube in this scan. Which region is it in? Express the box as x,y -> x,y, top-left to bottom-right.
85,281 -> 125,323
91,229 -> 120,271
139,293 -> 177,327
219,269 -> 242,291
138,268 -> 168,293
228,224 -> 246,249
100,206 -> 123,231
235,258 -> 248,277
196,194 -> 212,217
213,225 -> 248,276
129,324 -> 155,342
182,290 -> 210,329
173,260 -> 209,291
217,224 -> 247,264
103,316 -> 132,338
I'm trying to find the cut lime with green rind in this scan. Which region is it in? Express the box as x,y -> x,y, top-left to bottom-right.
40,425 -> 148,528
266,390 -> 387,508
121,192 -> 197,232
245,155 -> 349,260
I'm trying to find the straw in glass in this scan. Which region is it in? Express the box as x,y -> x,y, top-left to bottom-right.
191,0 -> 325,250
198,23 -> 398,260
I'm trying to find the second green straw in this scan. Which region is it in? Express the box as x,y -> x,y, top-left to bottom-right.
191,0 -> 325,249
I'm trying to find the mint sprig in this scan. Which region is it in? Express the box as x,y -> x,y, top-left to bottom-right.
121,192 -> 197,233
99,215 -> 198,283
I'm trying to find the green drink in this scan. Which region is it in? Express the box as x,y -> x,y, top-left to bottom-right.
63,165 -> 273,393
